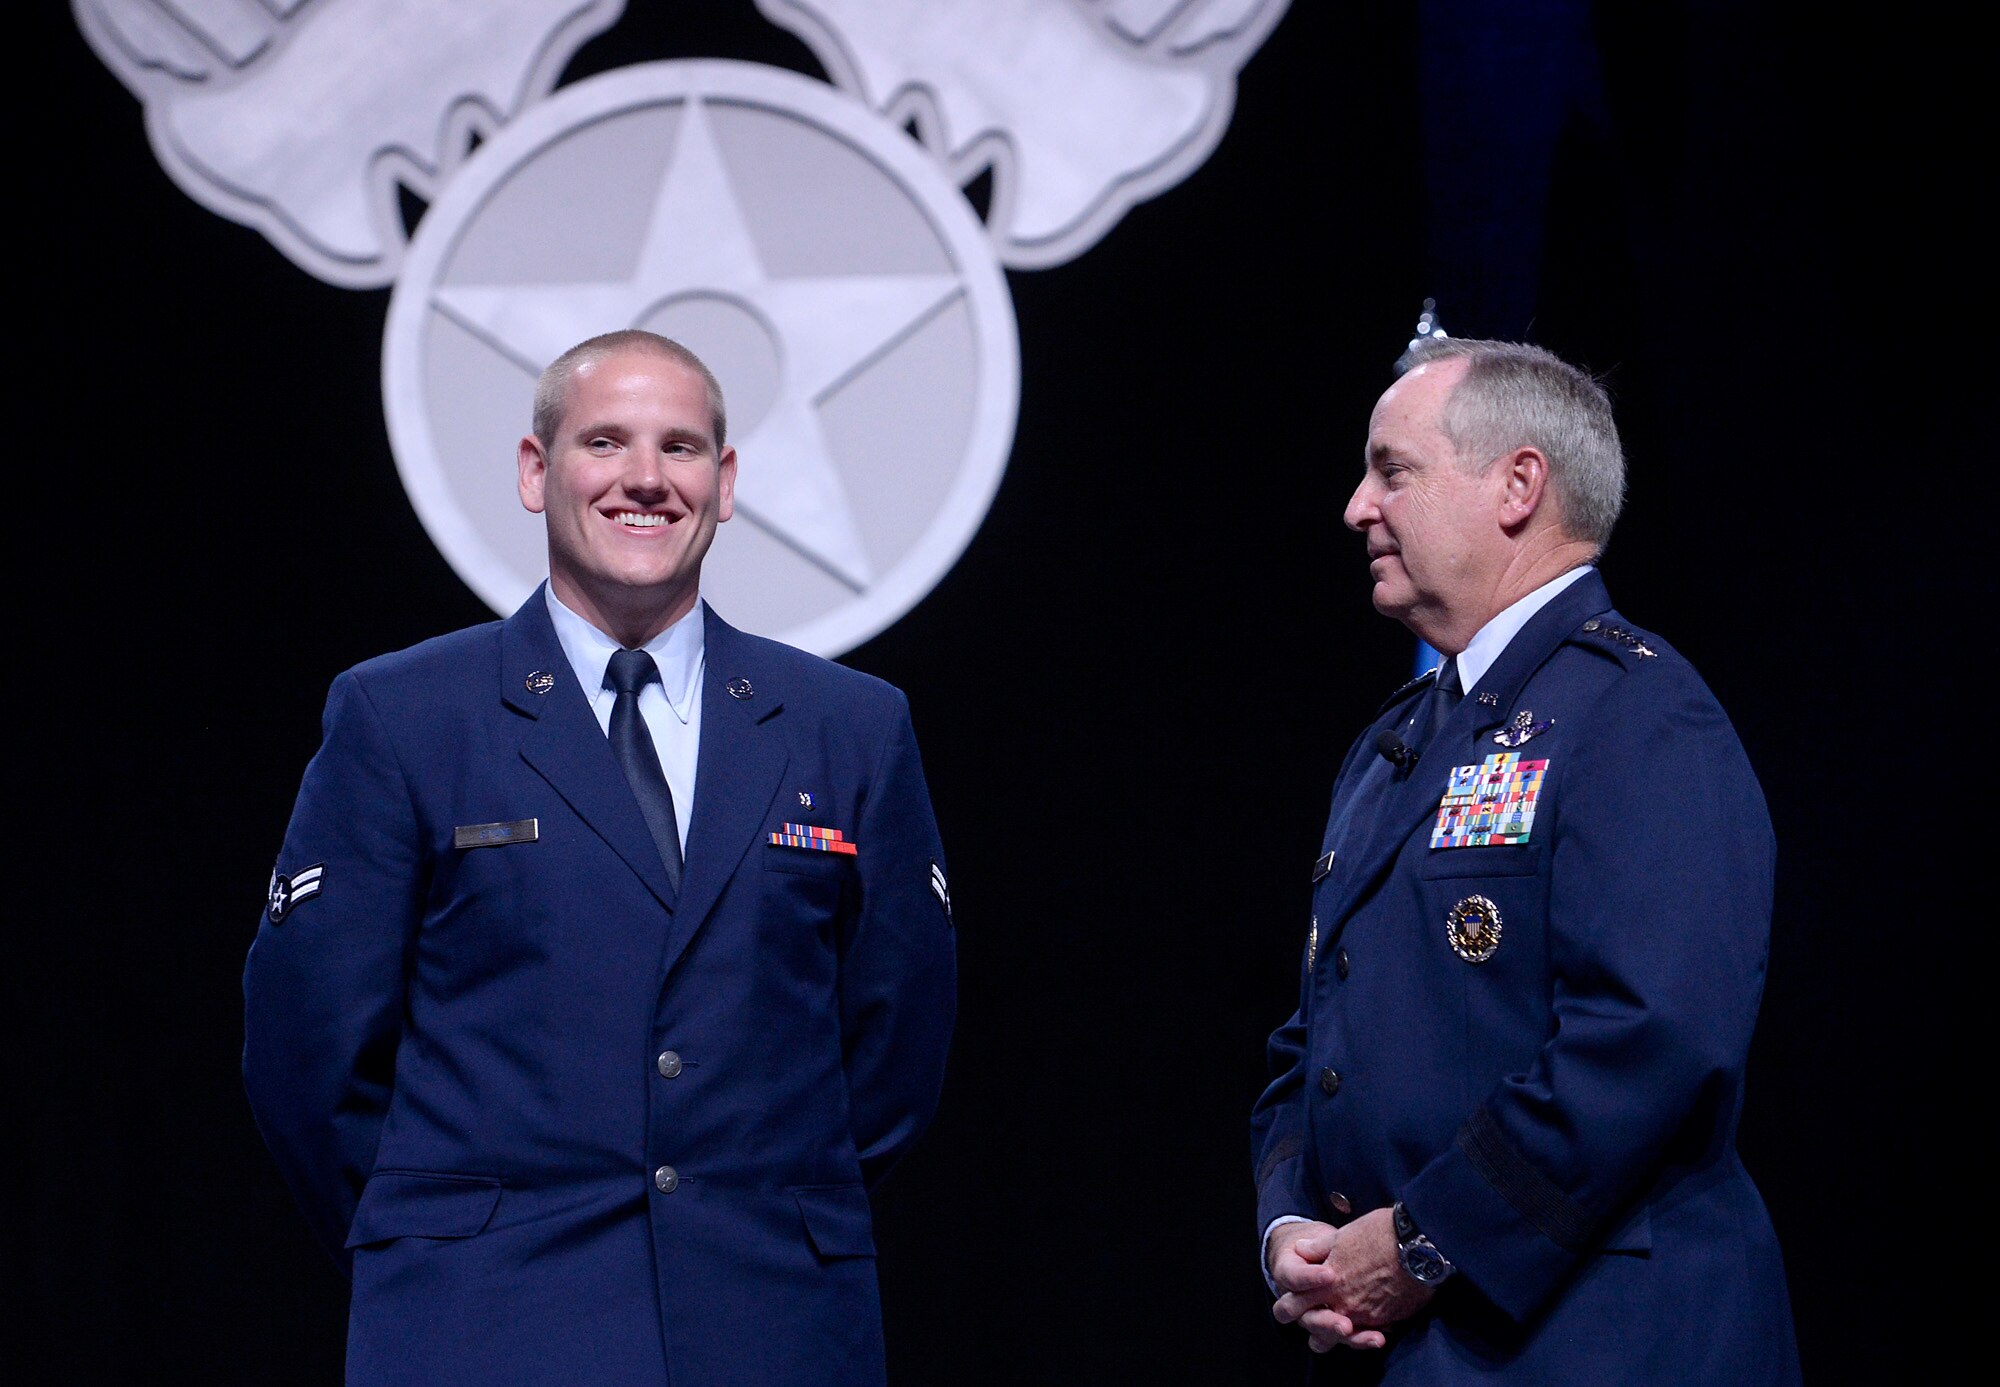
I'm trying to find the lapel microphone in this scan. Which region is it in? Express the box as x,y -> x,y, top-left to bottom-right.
1376,729 -> 1418,771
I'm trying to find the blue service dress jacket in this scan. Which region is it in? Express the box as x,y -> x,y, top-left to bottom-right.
244,590 -> 956,1387
1251,571 -> 1799,1383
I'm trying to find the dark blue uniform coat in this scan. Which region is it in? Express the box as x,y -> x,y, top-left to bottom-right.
245,592 -> 955,1386
1252,571 -> 1798,1383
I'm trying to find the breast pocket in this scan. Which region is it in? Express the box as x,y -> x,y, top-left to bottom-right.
1415,845 -> 1546,962
761,846 -> 856,940
1415,844 -> 1550,1084
763,848 -> 855,881
1418,844 -> 1544,881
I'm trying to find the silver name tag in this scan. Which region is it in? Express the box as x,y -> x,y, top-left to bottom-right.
454,818 -> 539,850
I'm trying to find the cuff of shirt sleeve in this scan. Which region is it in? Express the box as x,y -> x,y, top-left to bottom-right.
1260,1215 -> 1313,1295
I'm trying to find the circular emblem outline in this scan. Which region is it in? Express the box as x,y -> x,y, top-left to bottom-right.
1445,894 -> 1502,963
382,59 -> 1020,657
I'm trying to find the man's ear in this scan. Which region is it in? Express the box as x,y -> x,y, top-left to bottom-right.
518,435 -> 549,514
1497,446 -> 1550,530
716,445 -> 737,523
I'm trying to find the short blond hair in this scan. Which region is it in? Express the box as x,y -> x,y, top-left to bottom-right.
532,330 -> 728,450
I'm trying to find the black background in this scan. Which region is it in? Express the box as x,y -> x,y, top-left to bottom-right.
29,2 -> 1969,1382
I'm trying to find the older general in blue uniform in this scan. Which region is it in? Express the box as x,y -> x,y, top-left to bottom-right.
1252,339 -> 1797,1381
245,331 -> 955,1385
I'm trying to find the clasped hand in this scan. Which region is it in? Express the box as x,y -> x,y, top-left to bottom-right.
1267,1209 -> 1435,1353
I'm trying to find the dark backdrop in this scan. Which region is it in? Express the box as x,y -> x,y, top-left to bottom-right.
28,3 -> 1967,1382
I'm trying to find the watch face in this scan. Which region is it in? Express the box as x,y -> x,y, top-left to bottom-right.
1401,1238 -> 1452,1286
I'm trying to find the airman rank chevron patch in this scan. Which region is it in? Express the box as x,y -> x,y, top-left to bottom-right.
267,863 -> 325,923
930,862 -> 951,918
768,823 -> 858,855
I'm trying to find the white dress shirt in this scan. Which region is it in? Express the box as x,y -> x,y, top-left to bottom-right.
1262,563 -> 1595,1286
544,586 -> 705,854
1447,564 -> 1593,694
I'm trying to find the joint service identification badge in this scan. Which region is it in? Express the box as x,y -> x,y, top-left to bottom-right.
1446,894 -> 1503,962
1431,752 -> 1547,848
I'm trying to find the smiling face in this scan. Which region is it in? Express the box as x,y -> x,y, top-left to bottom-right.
518,348 -> 736,645
1343,357 -> 1511,650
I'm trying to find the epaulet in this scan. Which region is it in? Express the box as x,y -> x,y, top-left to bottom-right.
1573,615 -> 1661,666
1374,666 -> 1440,716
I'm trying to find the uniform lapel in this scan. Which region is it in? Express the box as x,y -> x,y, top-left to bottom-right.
654,606 -> 789,982
1322,571 -> 1615,928
1458,568 -> 1614,737
1317,701 -> 1451,931
501,588 -> 678,912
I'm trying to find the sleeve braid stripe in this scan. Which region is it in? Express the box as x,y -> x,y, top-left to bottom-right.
1456,1107 -> 1594,1253
1257,1136 -> 1302,1189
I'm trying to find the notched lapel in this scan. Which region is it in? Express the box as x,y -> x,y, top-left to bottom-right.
1465,569 -> 1614,738
1337,700 -> 1475,916
1325,572 -> 1615,924
656,613 -> 790,982
501,591 -> 678,911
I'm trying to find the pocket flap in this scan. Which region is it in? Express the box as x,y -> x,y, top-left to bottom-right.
1599,1201 -> 1651,1255
794,1183 -> 876,1258
1419,844 -> 1545,880
765,848 -> 854,879
345,1171 -> 502,1248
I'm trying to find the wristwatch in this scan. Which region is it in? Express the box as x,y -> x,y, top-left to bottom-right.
1392,1201 -> 1455,1286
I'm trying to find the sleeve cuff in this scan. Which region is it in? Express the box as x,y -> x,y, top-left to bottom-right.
1260,1215 -> 1313,1295
1400,1124 -> 1578,1323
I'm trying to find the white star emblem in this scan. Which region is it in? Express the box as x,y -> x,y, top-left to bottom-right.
384,61 -> 1019,657
431,90 -> 962,591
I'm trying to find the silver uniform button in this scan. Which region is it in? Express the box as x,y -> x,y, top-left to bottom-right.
653,1165 -> 679,1193
657,1051 -> 683,1078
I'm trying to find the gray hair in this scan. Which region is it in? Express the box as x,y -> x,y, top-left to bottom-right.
532,330 -> 728,451
1403,336 -> 1625,550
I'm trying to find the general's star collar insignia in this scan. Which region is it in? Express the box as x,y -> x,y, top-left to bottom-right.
1580,619 -> 1656,658
1375,667 -> 1441,715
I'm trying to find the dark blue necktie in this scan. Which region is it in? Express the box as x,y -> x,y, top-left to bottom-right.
1434,654 -> 1463,713
1406,656 -> 1463,761
606,648 -> 683,893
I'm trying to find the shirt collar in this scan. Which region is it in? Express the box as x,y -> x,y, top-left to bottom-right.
544,585 -> 706,724
1452,565 -> 1594,694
